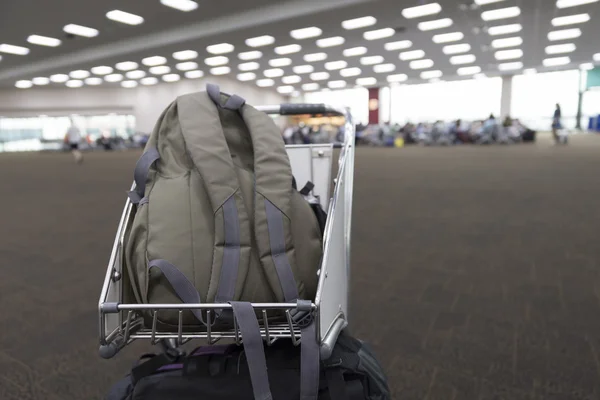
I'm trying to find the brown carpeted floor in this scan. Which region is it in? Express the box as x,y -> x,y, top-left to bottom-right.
1,134 -> 599,399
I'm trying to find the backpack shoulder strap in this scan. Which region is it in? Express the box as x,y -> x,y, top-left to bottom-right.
175,91 -> 251,304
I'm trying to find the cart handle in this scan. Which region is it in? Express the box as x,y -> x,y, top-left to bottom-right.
257,104 -> 348,118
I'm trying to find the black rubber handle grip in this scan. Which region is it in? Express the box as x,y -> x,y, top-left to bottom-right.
280,103 -> 333,116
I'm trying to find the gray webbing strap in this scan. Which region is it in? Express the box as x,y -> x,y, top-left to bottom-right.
148,259 -> 205,325
215,195 -> 241,303
206,83 -> 246,111
264,199 -> 300,302
229,301 -> 273,400
127,147 -> 160,204
300,321 -> 320,400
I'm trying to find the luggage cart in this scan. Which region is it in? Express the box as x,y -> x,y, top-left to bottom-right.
98,103 -> 355,361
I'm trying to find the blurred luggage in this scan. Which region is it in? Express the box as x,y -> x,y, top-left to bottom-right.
105,331 -> 391,400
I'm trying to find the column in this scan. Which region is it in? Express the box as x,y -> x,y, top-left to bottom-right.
500,75 -> 513,118
368,87 -> 380,125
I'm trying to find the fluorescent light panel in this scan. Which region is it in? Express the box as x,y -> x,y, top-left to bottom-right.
410,59 -> 434,69
293,65 -> 314,74
275,44 -> 301,55
104,74 -> 124,82
342,16 -> 376,30
580,63 -> 594,70
523,68 -> 537,75
552,13 -> 590,26
257,79 -> 275,87
450,54 -> 476,64
160,0 -> 198,12
432,32 -> 463,43
238,51 -> 262,60
27,35 -> 61,47
66,80 -> 84,88
328,80 -> 346,89
50,74 -> 69,83
475,0 -> 506,4
269,58 -> 291,67
556,0 -> 598,9
141,77 -> 159,85
15,80 -> 33,89
491,36 -> 523,48
481,7 -> 521,21
106,10 -> 144,25
495,49 -> 523,60
245,35 -> 275,47
142,56 -> 167,66
173,50 -> 198,60
282,75 -> 301,84
278,85 -> 295,94
302,83 -> 319,91
239,62 -> 260,71
264,68 -> 284,78
304,53 -> 327,62
176,62 -> 198,71
545,43 -> 576,54
63,24 -> 98,37
126,70 -> 146,79
185,70 -> 204,79
290,27 -> 322,39
205,56 -> 229,66
384,40 -> 412,51
207,43 -> 234,54
0,44 -> 30,55
149,66 -> 171,75
548,28 -> 582,40
402,3 -> 442,19
311,72 -> 330,80
115,61 -> 138,71
70,70 -> 90,79
364,28 -> 395,41
400,50 -> 425,60
457,66 -> 482,75
340,67 -> 362,77
387,74 -> 408,82
344,46 -> 368,56
498,61 -> 523,71
237,72 -> 256,81
543,56 -> 571,66
85,77 -> 103,85
420,70 -> 443,79
91,66 -> 113,75
488,24 -> 522,35
210,66 -> 230,75
418,18 -> 453,31
356,77 -> 378,86
316,36 -> 345,48
360,55 -> 384,65
443,43 -> 471,54
32,77 -> 50,85
325,60 -> 347,70
373,63 -> 396,73
121,80 -> 138,88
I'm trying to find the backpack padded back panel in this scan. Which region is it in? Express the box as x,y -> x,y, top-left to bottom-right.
124,87 -> 322,327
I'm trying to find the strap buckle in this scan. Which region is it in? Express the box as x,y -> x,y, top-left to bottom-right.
290,300 -> 314,329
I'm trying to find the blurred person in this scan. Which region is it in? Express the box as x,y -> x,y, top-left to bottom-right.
552,103 -> 563,144
65,117 -> 84,164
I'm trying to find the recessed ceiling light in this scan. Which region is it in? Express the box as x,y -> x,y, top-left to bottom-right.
256,79 -> 275,87
340,67 -> 362,77
282,75 -> 301,84
126,70 -> 146,79
418,18 -> 453,31
63,24 -> 98,38
185,70 -> 204,79
205,56 -> 229,66
106,10 -> 144,25
70,70 -> 90,79
210,66 -> 230,75
491,36 -> 523,48
373,63 -> 396,73
481,7 -> 521,21
495,49 -> 523,60
498,61 -> 523,71
269,58 -> 292,67
384,40 -> 413,51
141,77 -> 159,85
311,72 -> 330,81
556,0 -> 598,8
0,44 -> 30,55
457,66 -> 482,75
27,35 -> 61,47
594,53 -> 600,62
521,68 -> 536,75
548,28 -> 582,41
410,59 -> 434,69
325,60 -> 348,70
429,78 -> 442,83
245,35 -> 275,47
356,77 -> 378,86
328,80 -> 347,89
207,43 -> 234,54
432,32 -> 464,43
160,0 -> 198,12
543,56 -> 571,66
387,74 -> 408,83
173,50 -> 198,60
15,80 -> 33,89
50,74 -> 69,83
32,77 -> 50,85
545,43 -> 576,54
552,13 -> 590,26
121,80 -> 138,88
475,0 -> 506,4
239,62 -> 260,71
342,47 -> 366,57
293,65 -> 314,74
142,56 -> 167,66
115,61 -> 138,71
342,16 -> 377,30
85,77 -> 103,85
264,68 -> 284,78
304,52 -> 327,62
104,73 -> 124,82
364,28 -> 395,41
237,72 -> 256,81
420,70 -> 443,79
443,43 -> 471,54
163,73 -> 181,82
580,63 -> 594,70
149,66 -> 171,75
290,26 -> 322,40
238,51 -> 262,60
400,50 -> 425,60
66,80 -> 84,88
91,66 -> 113,75
487,24 -> 522,35
275,44 -> 301,55
316,36 -> 345,48
360,55 -> 385,65
473,73 -> 487,79
402,3 -> 442,19
302,83 -> 320,91
450,54 -> 476,64
176,61 -> 199,71
277,85 -> 295,94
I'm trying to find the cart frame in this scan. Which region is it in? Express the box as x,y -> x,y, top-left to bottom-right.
98,103 -> 355,360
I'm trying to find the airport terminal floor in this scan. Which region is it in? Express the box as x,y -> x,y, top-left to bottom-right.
1,134 -> 599,399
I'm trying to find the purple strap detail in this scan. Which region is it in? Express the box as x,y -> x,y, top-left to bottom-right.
157,363 -> 184,372
191,344 -> 234,356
